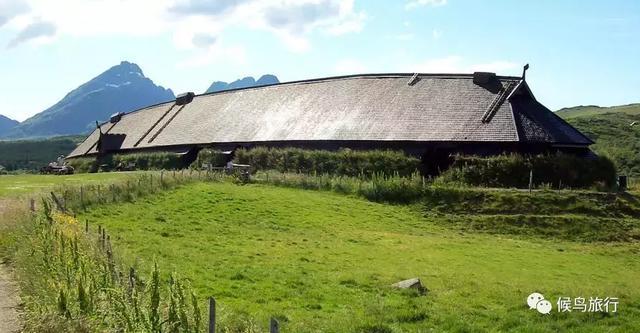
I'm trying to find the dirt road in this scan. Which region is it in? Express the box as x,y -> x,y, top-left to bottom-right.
0,199 -> 22,332
0,265 -> 21,332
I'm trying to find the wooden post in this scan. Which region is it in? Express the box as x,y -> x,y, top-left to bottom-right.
529,169 -> 533,194
270,318 -> 279,333
80,186 -> 84,208
208,297 -> 216,333
160,171 -> 164,184
29,198 -> 35,212
50,192 -> 66,213
85,220 -> 89,233
128,267 -> 136,291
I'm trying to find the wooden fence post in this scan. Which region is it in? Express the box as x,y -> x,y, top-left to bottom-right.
50,192 -> 66,213
270,318 -> 279,333
528,169 -> 533,194
85,219 -> 89,233
80,185 -> 84,208
29,198 -> 35,212
209,297 -> 216,333
128,267 -> 136,292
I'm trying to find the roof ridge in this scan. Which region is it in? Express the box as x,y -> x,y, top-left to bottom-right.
197,73 -> 523,98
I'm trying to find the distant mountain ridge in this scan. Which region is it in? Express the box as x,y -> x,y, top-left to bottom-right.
205,74 -> 279,93
1,61 -> 175,139
0,115 -> 19,136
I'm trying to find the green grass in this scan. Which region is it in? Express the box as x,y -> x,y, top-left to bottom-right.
557,103 -> 640,176
556,103 -> 640,119
0,172 -> 136,197
79,182 -> 640,332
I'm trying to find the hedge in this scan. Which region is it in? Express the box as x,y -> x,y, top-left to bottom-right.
230,147 -> 421,177
437,153 -> 617,189
67,152 -> 183,173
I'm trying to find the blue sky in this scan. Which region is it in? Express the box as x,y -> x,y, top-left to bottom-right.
0,0 -> 639,121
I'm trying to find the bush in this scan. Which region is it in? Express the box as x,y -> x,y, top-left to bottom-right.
233,147 -> 421,178
67,152 -> 183,173
66,157 -> 99,173
193,149 -> 229,169
112,152 -> 182,170
437,153 -> 616,189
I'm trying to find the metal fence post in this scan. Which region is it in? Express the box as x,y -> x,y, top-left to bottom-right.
209,297 -> 216,333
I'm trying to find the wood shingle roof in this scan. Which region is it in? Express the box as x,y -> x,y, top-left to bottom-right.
68,73 -> 592,158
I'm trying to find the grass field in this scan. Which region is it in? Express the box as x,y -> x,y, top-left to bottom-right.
0,172 -> 137,197
78,182 -> 640,332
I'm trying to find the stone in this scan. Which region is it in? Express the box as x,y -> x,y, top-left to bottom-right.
392,278 -> 427,294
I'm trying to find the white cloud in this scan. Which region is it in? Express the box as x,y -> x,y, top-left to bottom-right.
409,56 -> 518,74
0,0 -> 30,27
7,18 -> 55,48
1,0 -> 365,55
405,0 -> 447,10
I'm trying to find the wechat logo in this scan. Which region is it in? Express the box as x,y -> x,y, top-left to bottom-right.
527,292 -> 552,314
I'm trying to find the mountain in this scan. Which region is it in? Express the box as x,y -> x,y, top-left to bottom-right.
205,74 -> 279,93
558,103 -> 640,176
2,61 -> 175,139
0,115 -> 19,136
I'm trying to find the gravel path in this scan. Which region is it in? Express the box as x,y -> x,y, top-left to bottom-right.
0,265 -> 21,333
0,199 -> 22,332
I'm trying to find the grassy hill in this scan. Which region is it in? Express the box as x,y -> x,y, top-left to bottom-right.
0,135 -> 84,171
75,181 -> 640,332
558,103 -> 640,176
556,103 -> 640,119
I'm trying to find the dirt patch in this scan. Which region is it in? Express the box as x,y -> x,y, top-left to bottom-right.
0,265 -> 21,333
0,198 -> 23,332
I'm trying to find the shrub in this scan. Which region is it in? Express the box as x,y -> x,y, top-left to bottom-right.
437,153 -> 616,189
193,149 -> 229,169
233,147 -> 421,177
66,157 -> 99,173
67,152 -> 183,173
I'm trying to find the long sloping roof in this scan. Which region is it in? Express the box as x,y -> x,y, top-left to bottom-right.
68,73 -> 592,157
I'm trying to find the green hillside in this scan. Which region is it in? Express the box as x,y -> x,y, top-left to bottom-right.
559,103 -> 640,176
556,103 -> 640,119
0,135 -> 84,171
75,182 -> 639,332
